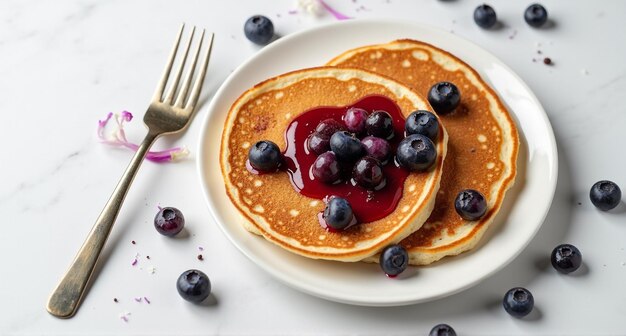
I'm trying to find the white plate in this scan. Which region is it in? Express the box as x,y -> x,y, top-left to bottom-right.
197,19 -> 558,306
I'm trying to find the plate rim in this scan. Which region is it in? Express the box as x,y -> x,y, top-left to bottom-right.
196,18 -> 558,306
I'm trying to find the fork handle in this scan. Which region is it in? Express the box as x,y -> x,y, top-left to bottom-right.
46,130 -> 160,318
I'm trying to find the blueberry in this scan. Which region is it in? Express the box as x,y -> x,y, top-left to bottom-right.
429,324 -> 457,336
361,136 -> 391,164
405,110 -> 439,141
344,107 -> 369,134
474,4 -> 497,29
503,287 -> 534,318
177,269 -> 211,303
589,180 -> 622,211
352,156 -> 385,190
365,110 -> 395,139
322,197 -> 354,231
315,118 -> 346,138
524,4 -> 548,28
379,244 -> 408,277
396,134 -> 437,171
154,207 -> 185,236
330,131 -> 364,162
307,132 -> 330,155
428,82 -> 461,114
244,15 -> 274,45
248,140 -> 282,172
311,151 -> 342,184
454,189 -> 488,221
551,244 -> 582,274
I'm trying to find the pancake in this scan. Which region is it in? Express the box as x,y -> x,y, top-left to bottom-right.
328,40 -> 519,265
220,66 -> 448,262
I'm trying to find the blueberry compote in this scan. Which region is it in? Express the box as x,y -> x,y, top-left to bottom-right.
282,95 -> 412,225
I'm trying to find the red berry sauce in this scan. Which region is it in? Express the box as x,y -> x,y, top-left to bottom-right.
282,95 -> 410,224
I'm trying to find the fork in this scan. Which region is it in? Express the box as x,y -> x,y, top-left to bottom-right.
46,24 -> 214,318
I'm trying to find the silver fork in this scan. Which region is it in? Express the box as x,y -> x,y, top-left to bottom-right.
46,24 -> 214,318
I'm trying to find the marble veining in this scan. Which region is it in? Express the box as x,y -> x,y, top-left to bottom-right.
1,149 -> 83,199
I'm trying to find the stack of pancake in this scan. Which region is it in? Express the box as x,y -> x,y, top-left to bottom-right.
220,39 -> 519,266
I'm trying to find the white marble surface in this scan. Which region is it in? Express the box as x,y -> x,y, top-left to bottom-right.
2,0 -> 625,335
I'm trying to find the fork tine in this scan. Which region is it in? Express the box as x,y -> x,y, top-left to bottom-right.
163,26 -> 196,104
184,31 -> 214,111
174,29 -> 204,108
153,23 -> 185,102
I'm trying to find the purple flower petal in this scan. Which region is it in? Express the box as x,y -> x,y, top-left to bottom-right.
318,0 -> 351,20
98,112 -> 113,127
121,111 -> 133,122
119,312 -> 131,322
97,112 -> 189,163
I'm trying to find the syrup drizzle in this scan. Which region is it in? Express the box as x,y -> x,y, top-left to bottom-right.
281,95 -> 410,224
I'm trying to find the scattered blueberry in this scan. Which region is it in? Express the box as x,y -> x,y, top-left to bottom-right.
322,197 -> 354,230
315,118 -> 346,137
524,4 -> 548,28
311,151 -> 342,184
154,207 -> 185,236
429,324 -> 457,336
330,131 -> 364,162
344,107 -> 369,134
248,140 -> 282,172
589,180 -> 622,211
396,134 -> 437,171
474,4 -> 497,29
405,110 -> 439,141
365,110 -> 395,139
244,15 -> 274,45
361,136 -> 391,164
428,82 -> 461,114
454,189 -> 488,221
177,269 -> 211,303
379,244 -> 408,277
551,244 -> 582,274
352,156 -> 385,190
307,132 -> 331,155
503,287 -> 534,318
